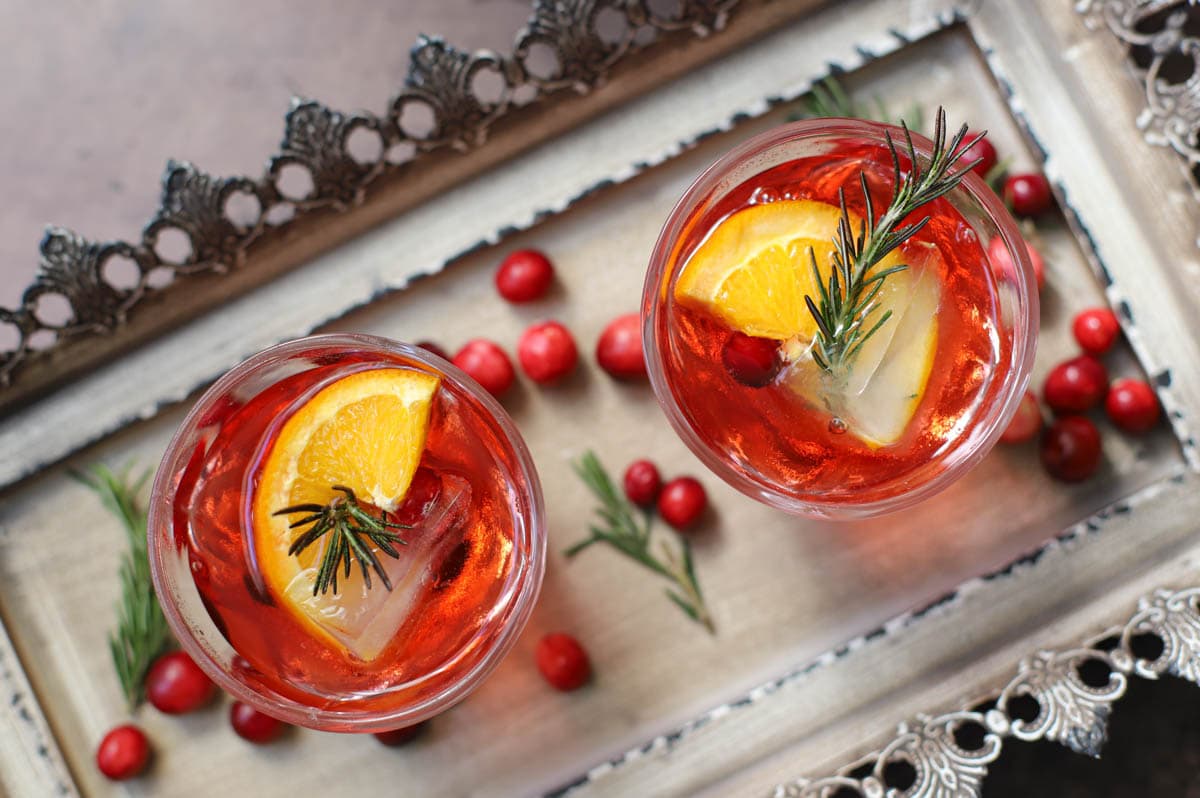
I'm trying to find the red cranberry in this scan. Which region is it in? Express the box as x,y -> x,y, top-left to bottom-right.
374,722 -> 427,747
1026,243 -> 1046,292
658,476 -> 707,530
999,390 -> 1043,444
987,236 -> 1044,293
623,459 -> 662,507
1106,378 -> 1160,433
453,339 -> 515,397
517,321 -> 579,384
595,313 -> 646,380
957,131 -> 997,177
495,249 -> 555,303
96,725 -> 150,781
229,701 -> 286,744
416,340 -> 451,361
1043,355 -> 1108,414
145,651 -> 215,714
1003,173 -> 1052,217
392,467 -> 442,526
1072,308 -> 1120,356
721,332 -> 781,387
1040,416 -> 1102,482
535,633 -> 591,691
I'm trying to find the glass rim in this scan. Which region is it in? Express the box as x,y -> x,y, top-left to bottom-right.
147,333 -> 547,731
641,117 -> 1040,519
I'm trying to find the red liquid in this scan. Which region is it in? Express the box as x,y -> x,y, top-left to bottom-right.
655,141 -> 1008,505
175,344 -> 529,714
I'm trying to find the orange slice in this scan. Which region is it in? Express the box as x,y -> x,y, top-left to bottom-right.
675,199 -> 941,446
251,367 -> 439,651
676,199 -> 910,341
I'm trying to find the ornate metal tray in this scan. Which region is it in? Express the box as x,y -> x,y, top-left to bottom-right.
3,1 -> 1200,796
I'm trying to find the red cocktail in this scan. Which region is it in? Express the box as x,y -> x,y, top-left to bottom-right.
644,118 -> 1038,518
149,334 -> 545,731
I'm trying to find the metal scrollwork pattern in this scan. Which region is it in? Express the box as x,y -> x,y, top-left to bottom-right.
631,0 -> 739,36
393,36 -> 514,152
1077,0 -> 1200,167
514,0 -> 634,93
268,100 -> 385,212
29,229 -> 143,334
773,586 -> 1200,798
1122,587 -> 1200,683
0,0 -> 744,391
145,160 -> 263,274
877,712 -> 1003,798
991,648 -> 1128,757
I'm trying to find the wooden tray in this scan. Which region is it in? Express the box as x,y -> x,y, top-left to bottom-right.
3,1 -> 1200,796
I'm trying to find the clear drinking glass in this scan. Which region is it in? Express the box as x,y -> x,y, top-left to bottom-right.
148,334 -> 545,731
643,119 -> 1039,519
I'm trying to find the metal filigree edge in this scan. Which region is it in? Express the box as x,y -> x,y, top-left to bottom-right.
1075,1 -> 1200,172
773,586 -> 1200,798
0,0 -> 744,390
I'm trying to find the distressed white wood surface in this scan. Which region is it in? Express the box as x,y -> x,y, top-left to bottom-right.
614,471 -> 1200,798
0,2 -> 951,796
0,13 -> 1190,797
971,0 -> 1200,468
572,2 -> 1200,793
0,611 -> 78,798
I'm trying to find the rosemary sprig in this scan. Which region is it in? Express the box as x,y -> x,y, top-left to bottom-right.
75,464 -> 172,710
567,452 -> 714,633
796,76 -> 925,132
274,486 -> 409,596
805,108 -> 983,375
803,78 -> 1012,197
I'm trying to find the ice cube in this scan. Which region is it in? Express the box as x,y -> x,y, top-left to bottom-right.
842,243 -> 937,398
783,246 -> 942,447
837,268 -> 941,445
283,473 -> 470,661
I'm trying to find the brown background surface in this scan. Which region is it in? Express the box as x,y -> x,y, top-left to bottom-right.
0,0 -> 530,309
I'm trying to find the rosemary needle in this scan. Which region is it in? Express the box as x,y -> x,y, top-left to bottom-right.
274,485 -> 409,597
75,464 -> 172,710
568,451 -> 714,634
805,107 -> 984,376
